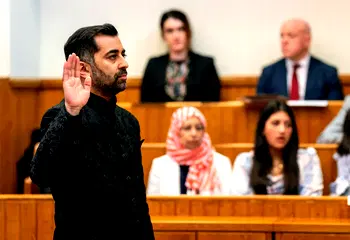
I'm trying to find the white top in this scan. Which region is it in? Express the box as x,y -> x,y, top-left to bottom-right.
147,151 -> 232,196
286,54 -> 311,100
330,153 -> 350,196
230,147 -> 323,196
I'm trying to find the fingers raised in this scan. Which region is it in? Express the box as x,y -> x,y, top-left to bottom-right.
71,53 -> 76,77
74,55 -> 80,79
63,53 -> 81,82
63,54 -> 72,82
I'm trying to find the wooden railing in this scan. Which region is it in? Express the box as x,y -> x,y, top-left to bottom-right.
1,195 -> 350,240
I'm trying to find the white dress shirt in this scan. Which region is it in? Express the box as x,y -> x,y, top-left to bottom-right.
286,54 -> 311,100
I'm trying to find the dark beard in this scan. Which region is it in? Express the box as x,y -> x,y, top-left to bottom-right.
91,64 -> 127,96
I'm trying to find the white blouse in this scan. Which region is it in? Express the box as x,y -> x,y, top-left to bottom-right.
230,147 -> 323,196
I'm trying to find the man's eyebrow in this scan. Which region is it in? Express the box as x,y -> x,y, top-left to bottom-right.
105,49 -> 126,56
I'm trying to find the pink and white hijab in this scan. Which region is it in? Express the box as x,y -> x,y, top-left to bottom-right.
166,106 -> 220,194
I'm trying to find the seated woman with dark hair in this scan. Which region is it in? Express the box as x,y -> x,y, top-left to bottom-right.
140,9 -> 221,103
230,100 -> 323,196
147,106 -> 231,195
330,109 -> 350,196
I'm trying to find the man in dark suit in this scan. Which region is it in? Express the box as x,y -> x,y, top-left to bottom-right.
257,19 -> 343,100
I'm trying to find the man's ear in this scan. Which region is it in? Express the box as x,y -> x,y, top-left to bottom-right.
79,62 -> 91,80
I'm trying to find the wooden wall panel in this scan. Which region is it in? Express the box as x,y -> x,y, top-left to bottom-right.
147,196 -> 350,219
13,75 -> 350,103
121,102 -> 343,143
0,79 -> 38,193
198,232 -> 269,240
155,232 -> 196,240
37,89 -> 63,126
276,233 -> 350,240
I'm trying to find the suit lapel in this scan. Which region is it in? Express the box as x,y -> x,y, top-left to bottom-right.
158,54 -> 169,86
304,56 -> 316,99
279,59 -> 288,96
186,51 -> 197,86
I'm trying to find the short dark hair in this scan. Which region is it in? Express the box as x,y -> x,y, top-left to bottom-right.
337,109 -> 350,156
64,23 -> 118,62
250,100 -> 300,195
160,9 -> 191,40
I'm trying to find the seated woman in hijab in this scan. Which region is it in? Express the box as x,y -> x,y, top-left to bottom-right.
330,109 -> 350,196
230,100 -> 323,196
147,106 -> 231,195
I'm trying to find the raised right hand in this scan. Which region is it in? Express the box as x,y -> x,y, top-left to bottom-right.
63,53 -> 92,116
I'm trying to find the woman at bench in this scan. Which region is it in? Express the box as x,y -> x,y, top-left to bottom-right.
330,109 -> 350,196
147,106 -> 231,195
140,9 -> 221,103
230,100 -> 323,196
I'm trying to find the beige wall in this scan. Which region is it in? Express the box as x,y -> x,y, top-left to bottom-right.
39,0 -> 350,77
2,0 -> 350,77
0,0 -> 10,77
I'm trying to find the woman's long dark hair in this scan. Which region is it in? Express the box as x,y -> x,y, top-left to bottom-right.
337,109 -> 350,156
250,100 -> 300,195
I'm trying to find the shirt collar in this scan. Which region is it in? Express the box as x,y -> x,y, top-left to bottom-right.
286,53 -> 311,69
87,92 -> 117,114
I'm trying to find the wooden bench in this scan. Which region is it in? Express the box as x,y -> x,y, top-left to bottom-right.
1,195 -> 350,240
25,143 -> 338,195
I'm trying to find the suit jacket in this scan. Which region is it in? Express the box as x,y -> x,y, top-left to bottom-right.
257,56 -> 344,100
140,51 -> 221,102
317,95 -> 350,143
146,152 -> 232,195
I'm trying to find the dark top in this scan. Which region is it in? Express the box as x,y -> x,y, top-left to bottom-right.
257,56 -> 344,100
16,129 -> 40,193
30,93 -> 154,240
140,51 -> 221,102
180,165 -> 190,194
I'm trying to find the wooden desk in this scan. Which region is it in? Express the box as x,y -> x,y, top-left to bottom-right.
149,196 -> 350,240
153,216 -> 350,240
147,195 -> 350,218
1,195 -> 350,240
118,101 -> 343,143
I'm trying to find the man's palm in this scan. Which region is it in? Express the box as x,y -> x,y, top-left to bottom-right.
63,54 -> 91,115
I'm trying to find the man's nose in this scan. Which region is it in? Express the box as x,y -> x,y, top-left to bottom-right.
119,57 -> 129,69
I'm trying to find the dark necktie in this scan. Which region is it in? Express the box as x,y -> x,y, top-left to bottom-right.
290,63 -> 300,100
